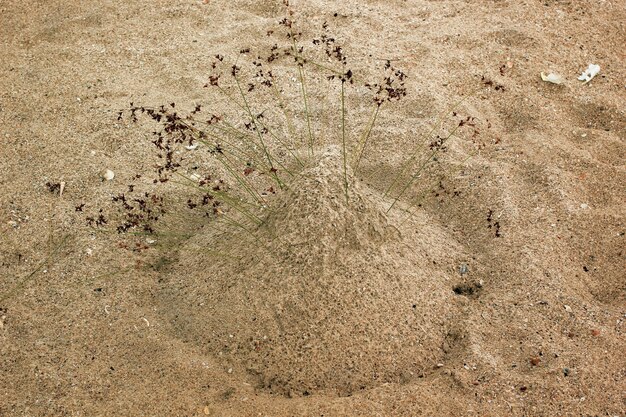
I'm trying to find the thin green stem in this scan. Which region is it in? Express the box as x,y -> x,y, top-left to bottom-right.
386,125 -> 461,213
233,75 -> 284,189
269,78 -> 299,148
353,103 -> 381,175
174,172 -> 263,225
383,94 -> 473,198
0,235 -> 71,303
341,80 -> 349,203
290,37 -> 314,156
399,150 -> 477,226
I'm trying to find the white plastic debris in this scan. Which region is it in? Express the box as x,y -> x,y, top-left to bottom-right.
541,72 -> 565,85
146,238 -> 156,244
577,64 -> 600,83
103,169 -> 115,181
185,144 -> 198,150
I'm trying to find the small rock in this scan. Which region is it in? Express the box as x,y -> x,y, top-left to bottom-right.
591,329 -> 601,336
580,203 -> 589,209
563,367 -> 570,376
459,264 -> 469,275
104,169 -> 115,181
564,305 -> 572,313
530,357 -> 541,366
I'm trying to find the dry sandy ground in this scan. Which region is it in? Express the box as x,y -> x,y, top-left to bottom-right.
1,0 -> 625,416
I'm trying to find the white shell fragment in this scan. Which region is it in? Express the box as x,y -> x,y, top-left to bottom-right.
104,169 -> 115,181
577,64 -> 600,83
541,72 -> 565,85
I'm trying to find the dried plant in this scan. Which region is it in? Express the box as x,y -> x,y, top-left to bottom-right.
81,2 -> 484,247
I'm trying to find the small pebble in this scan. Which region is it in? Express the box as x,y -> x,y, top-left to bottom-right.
104,169 -> 115,181
563,367 -> 570,376
459,264 -> 469,275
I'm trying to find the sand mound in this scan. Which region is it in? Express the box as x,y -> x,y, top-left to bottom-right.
159,147 -> 462,397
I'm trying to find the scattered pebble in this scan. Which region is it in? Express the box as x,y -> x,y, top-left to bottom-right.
104,169 -> 115,181
530,357 -> 541,366
578,63 -> 600,83
580,203 -> 589,209
564,305 -> 572,313
459,263 -> 469,275
591,329 -> 601,336
541,72 -> 565,85
563,367 -> 570,376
